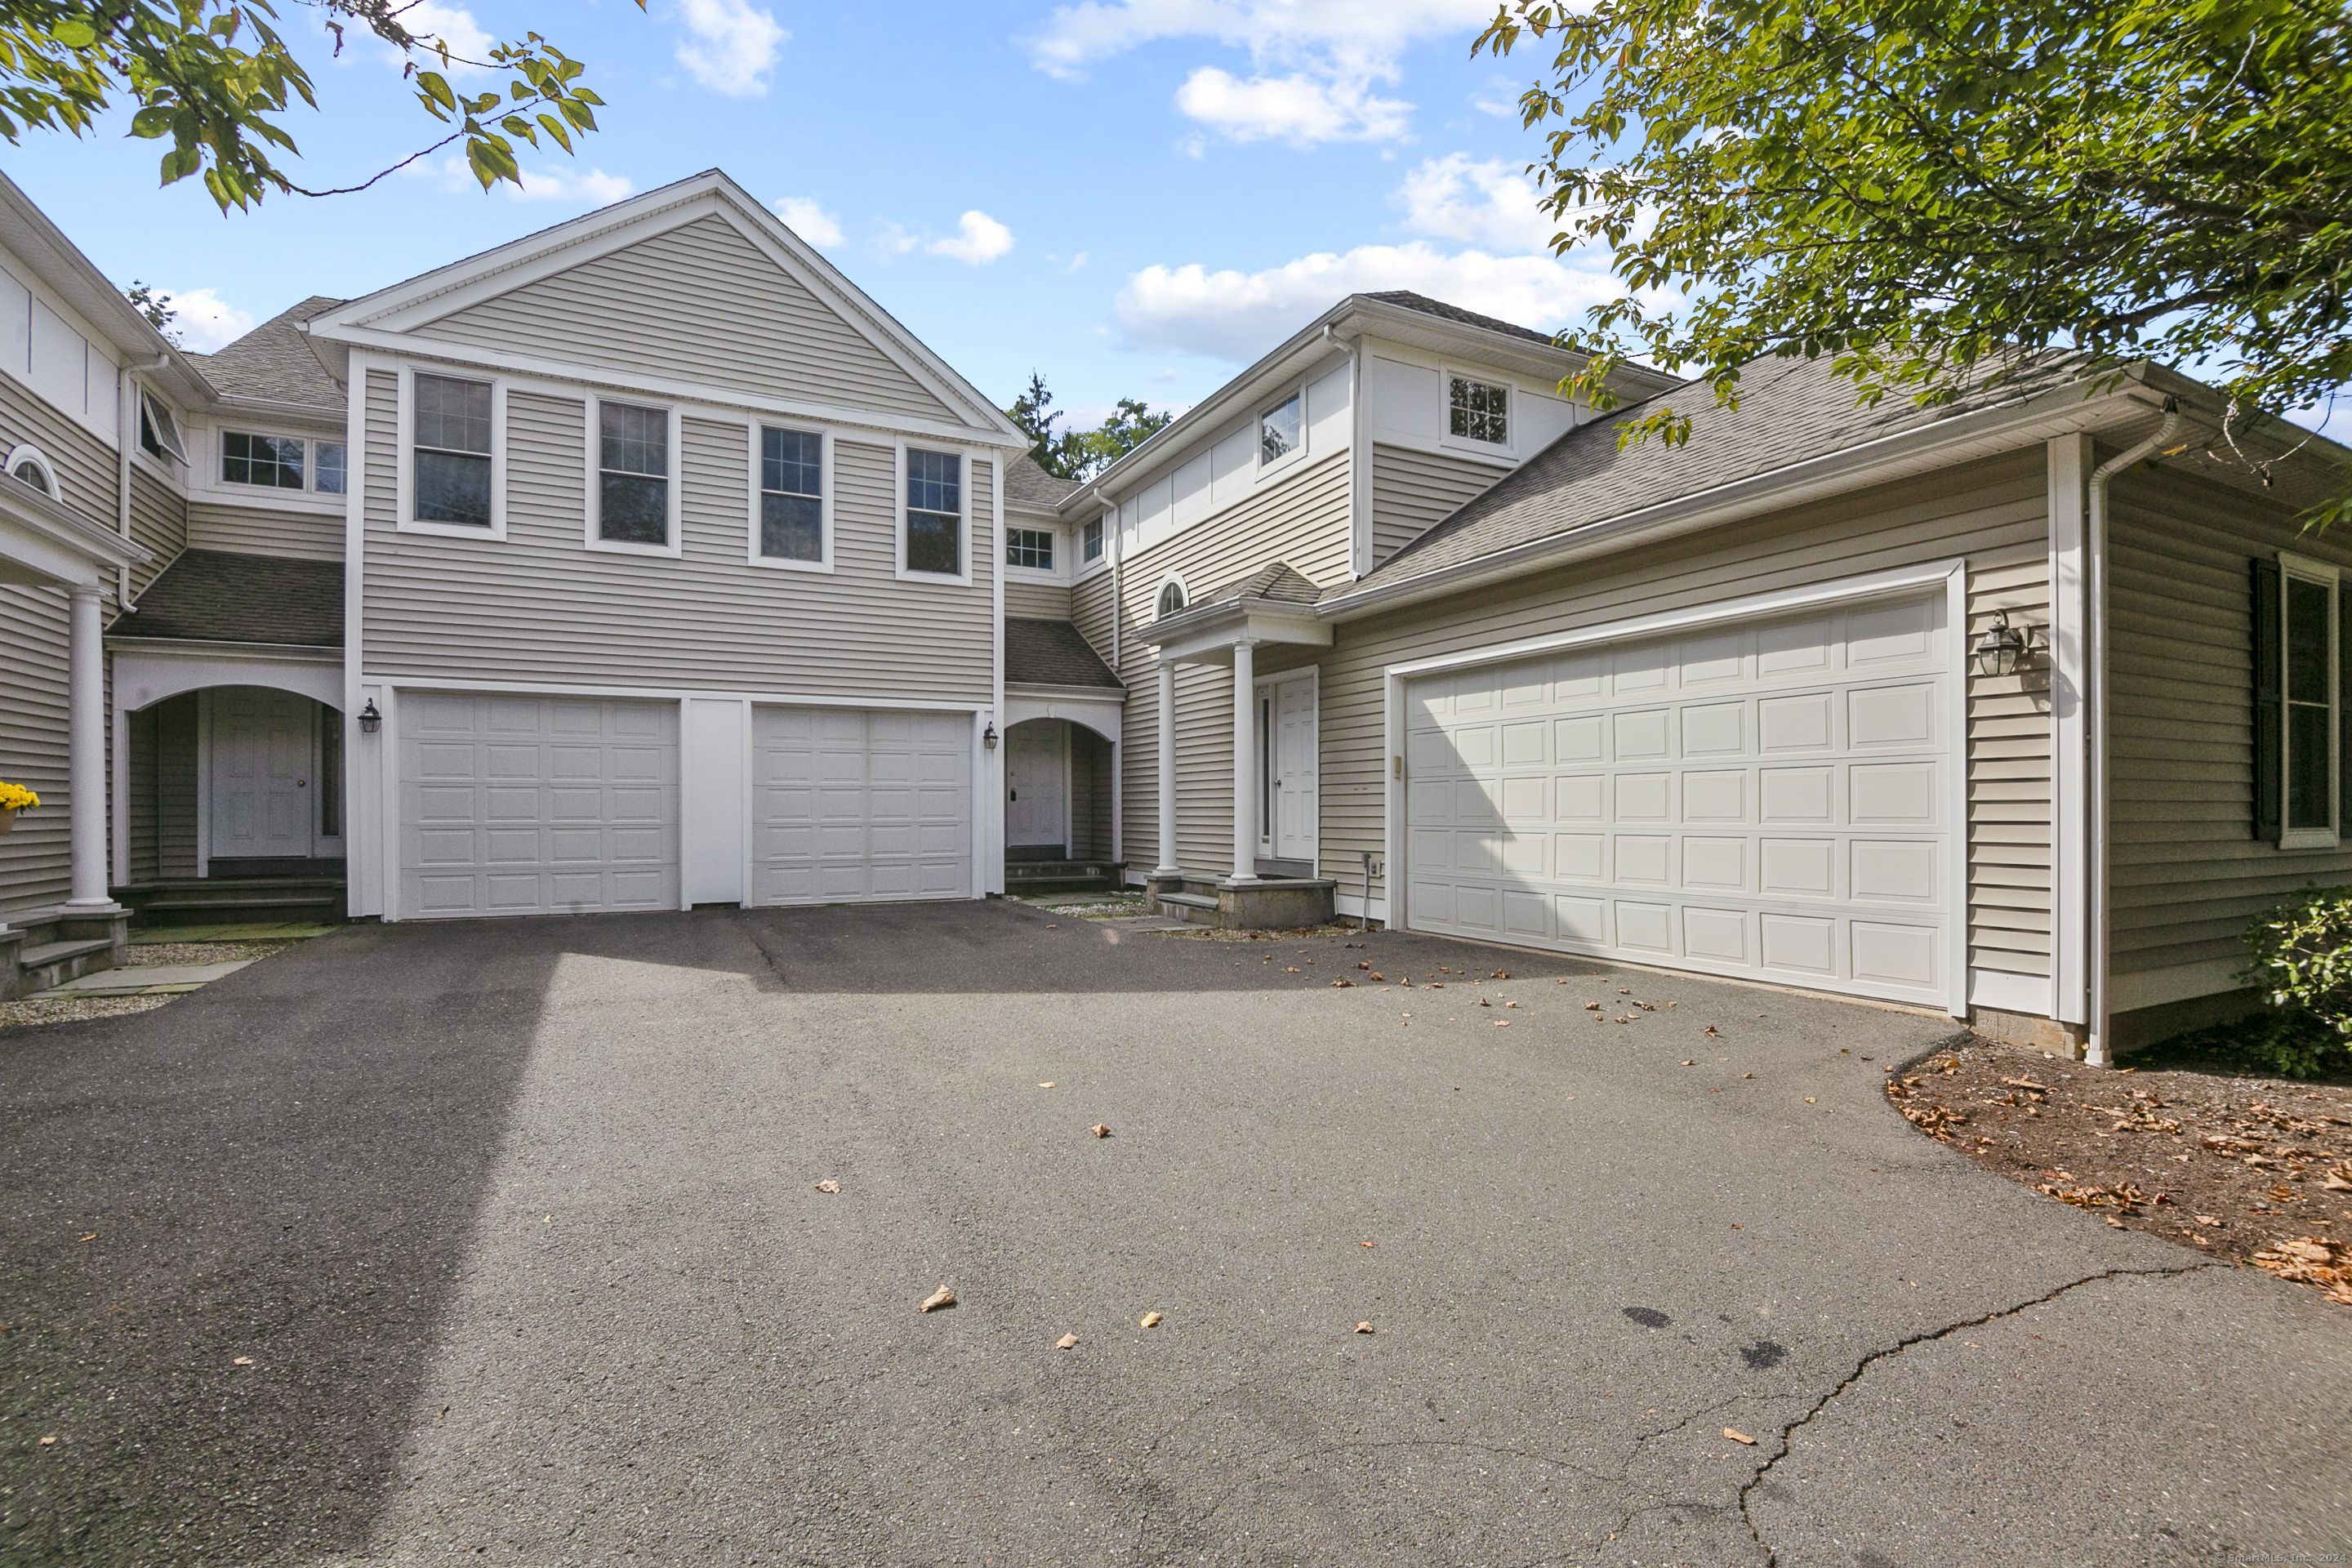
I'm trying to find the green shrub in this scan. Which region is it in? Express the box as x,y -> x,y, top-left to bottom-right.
2235,886 -> 2352,1078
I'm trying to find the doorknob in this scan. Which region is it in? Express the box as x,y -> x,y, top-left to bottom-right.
296,779 -> 308,787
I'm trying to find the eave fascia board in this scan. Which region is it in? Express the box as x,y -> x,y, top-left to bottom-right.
0,479 -> 150,568
1138,599 -> 1334,662
1319,376 -> 2164,624
313,325 -> 1031,450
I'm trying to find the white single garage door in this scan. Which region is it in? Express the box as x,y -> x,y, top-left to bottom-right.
751,706 -> 972,904
400,693 -> 680,918
1403,592 -> 1954,1006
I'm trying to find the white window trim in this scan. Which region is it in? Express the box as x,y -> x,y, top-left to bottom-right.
219,426 -> 313,494
1004,522 -> 1062,580
2277,549 -> 2341,850
743,418 -> 835,574
1076,511 -> 1110,577
895,440 -> 972,585
394,363 -> 507,541
1254,384 -> 1308,479
585,394 -> 684,559
3,443 -> 62,500
137,388 -> 188,468
1153,570 -> 1189,621
1438,366 -> 1516,458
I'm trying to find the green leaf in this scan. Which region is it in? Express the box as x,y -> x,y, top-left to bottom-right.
48,19 -> 96,47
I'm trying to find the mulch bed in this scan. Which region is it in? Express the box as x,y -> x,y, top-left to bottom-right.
1890,1039 -> 2352,1305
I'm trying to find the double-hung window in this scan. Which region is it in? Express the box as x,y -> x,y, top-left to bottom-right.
597,400 -> 670,548
314,443 -> 347,495
1082,515 -> 1104,564
1259,392 -> 1303,466
223,431 -> 305,489
1448,376 -> 1510,446
2253,554 -> 2350,846
904,448 -> 962,577
413,373 -> 493,528
758,425 -> 824,564
1006,527 -> 1054,570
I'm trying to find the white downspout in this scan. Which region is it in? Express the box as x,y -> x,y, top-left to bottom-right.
2083,396 -> 2181,1067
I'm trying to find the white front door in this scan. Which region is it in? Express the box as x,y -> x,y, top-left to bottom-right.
1257,673 -> 1318,863
1402,591 -> 1953,1006
210,687 -> 315,860
1006,722 -> 1067,850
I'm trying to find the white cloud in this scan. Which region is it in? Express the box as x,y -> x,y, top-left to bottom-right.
674,0 -> 786,97
926,210 -> 1014,265
157,288 -> 255,354
772,196 -> 844,247
1174,67 -> 1410,145
1116,242 -> 1627,361
1031,0 -> 1491,145
1396,153 -> 1560,253
394,1 -> 497,76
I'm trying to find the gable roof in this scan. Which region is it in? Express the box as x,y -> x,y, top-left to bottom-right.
1004,455 -> 1081,510
1200,559 -> 1323,608
190,296 -> 346,412
301,170 -> 1026,448
1004,617 -> 1121,689
1342,351 -> 2096,601
125,550 -> 343,646
1362,291 -> 1561,347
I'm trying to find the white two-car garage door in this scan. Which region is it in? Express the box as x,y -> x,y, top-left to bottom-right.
401,693 -> 680,917
751,706 -> 972,904
1403,592 -> 1955,1006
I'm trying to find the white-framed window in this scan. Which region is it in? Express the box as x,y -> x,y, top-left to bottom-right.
222,430 -> 305,490
899,444 -> 967,581
399,367 -> 504,537
137,390 -> 186,466
2255,551 -> 2344,848
1006,526 -> 1055,571
3,443 -> 61,499
750,422 -> 830,572
1082,514 -> 1104,564
315,441 -> 347,495
588,396 -> 680,555
1155,574 -> 1187,620
1258,390 -> 1304,470
1446,373 -> 1511,448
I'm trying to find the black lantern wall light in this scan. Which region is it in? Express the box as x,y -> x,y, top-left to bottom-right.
1971,611 -> 2033,678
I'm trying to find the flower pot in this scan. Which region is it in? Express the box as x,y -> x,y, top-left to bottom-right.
0,806 -> 15,835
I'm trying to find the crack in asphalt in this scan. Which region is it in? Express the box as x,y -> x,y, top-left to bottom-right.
1731,1261 -> 2222,1566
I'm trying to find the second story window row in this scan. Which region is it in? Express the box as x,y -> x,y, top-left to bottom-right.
597,400 -> 670,547
414,373 -> 494,528
905,447 -> 963,577
759,425 -> 823,564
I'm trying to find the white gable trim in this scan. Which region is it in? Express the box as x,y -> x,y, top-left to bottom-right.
302,172 -> 1021,444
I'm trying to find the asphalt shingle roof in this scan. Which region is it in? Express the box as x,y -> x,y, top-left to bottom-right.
1199,560 -> 1323,608
127,550 -> 343,646
1004,618 -> 1120,689
189,296 -> 346,410
1364,291 -> 1559,347
1005,454 -> 1082,510
1348,351 -> 2091,597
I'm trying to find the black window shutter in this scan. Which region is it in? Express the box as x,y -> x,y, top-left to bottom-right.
2253,557 -> 2283,840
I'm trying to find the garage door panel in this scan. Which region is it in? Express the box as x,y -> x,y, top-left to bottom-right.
1405,590 -> 1951,1006
398,696 -> 680,918
751,706 -> 971,906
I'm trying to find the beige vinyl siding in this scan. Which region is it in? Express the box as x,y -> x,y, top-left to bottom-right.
1103,450 -> 1352,875
1310,452 -> 2050,975
187,501 -> 341,562
1370,443 -> 1505,567
1962,548 -> 2053,978
1073,568 -> 1114,659
0,370 -> 116,522
412,215 -> 960,426
1004,579 -> 1071,619
0,582 -> 69,915
123,690 -> 198,882
2105,465 -> 2352,982
361,379 -> 996,703
128,466 -> 186,596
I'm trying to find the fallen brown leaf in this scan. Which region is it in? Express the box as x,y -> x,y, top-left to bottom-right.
232,1356 -> 253,1366
814,1179 -> 840,1194
1038,1081 -> 1054,1089
1354,1321 -> 1374,1334
1331,978 -> 1355,987
38,1437 -> 54,1446
1723,1428 -> 1756,1445
1140,1312 -> 1163,1328
1090,1122 -> 1112,1138
919,1286 -> 956,1313
1056,1333 -> 1079,1349
1360,1240 -> 1375,1248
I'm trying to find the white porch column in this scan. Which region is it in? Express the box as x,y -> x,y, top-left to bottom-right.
66,585 -> 114,909
1154,658 -> 1178,875
1230,639 -> 1258,884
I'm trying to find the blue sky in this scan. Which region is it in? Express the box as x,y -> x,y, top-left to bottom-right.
3,0 -> 1619,425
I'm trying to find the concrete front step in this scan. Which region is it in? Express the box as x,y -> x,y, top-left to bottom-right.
1,906 -> 131,1000
1146,876 -> 1337,930
1005,860 -> 1126,895
118,877 -> 345,929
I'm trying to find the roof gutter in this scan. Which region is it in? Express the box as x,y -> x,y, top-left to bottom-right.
1316,372 -> 2175,626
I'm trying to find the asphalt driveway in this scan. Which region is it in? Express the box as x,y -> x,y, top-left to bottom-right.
2,902 -> 2345,1566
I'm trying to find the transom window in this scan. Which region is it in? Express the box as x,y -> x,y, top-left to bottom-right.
904,448 -> 962,576
1156,578 -> 1186,619
1259,392 -> 1303,466
1082,515 -> 1104,563
598,400 -> 670,546
6,452 -> 56,497
759,425 -> 823,563
413,373 -> 493,527
2254,554 -> 2348,847
1449,376 -> 1510,445
1007,527 -> 1055,570
223,430 -> 305,489
138,391 -> 186,466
